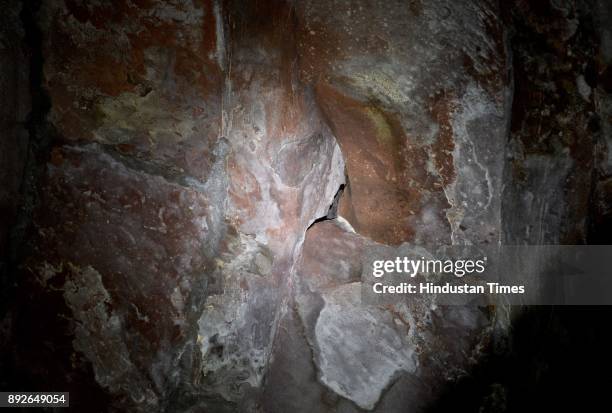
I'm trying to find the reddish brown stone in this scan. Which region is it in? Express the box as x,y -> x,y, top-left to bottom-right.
315,82 -> 436,245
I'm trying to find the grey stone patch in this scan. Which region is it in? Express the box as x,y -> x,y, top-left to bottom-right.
253,250 -> 273,276
307,283 -> 417,410
502,154 -> 573,244
445,83 -> 506,245
273,133 -> 327,188
577,75 -> 592,102
196,236 -> 281,402
62,264 -> 159,411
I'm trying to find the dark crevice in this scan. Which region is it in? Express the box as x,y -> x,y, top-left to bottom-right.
307,183 -> 345,230
326,183 -> 345,220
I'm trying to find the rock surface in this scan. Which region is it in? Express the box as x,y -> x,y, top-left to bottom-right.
502,0 -> 601,244
12,1 -> 344,411
297,0 -> 510,246
263,220 -> 492,412
1,0 -> 611,412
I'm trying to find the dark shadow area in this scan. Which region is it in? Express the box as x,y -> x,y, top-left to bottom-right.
427,306 -> 612,413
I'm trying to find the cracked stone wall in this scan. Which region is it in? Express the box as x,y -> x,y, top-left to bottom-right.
1,0 -> 611,412
7,1 -> 344,411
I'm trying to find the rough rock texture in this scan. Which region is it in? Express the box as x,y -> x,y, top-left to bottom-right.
2,0 -> 611,412
11,1 -> 343,411
297,0 -> 510,246
264,220 -> 492,412
502,0 -> 600,244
